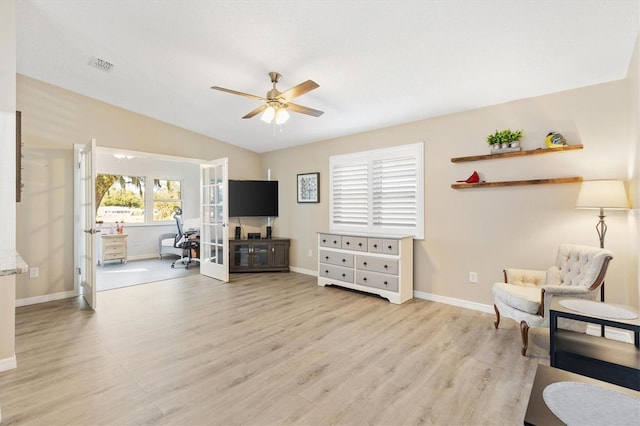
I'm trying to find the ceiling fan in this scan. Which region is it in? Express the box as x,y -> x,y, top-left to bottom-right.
211,72 -> 323,124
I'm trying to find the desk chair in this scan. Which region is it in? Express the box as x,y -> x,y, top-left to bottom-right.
171,209 -> 200,269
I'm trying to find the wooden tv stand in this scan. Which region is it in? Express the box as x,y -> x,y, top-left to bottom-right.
229,238 -> 290,273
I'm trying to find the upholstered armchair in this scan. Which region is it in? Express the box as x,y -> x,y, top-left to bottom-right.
492,244 -> 613,356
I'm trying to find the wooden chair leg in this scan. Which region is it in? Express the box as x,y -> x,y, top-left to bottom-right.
520,321 -> 529,356
493,304 -> 500,329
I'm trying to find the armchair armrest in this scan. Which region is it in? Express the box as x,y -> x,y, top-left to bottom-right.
542,285 -> 590,295
504,268 -> 546,287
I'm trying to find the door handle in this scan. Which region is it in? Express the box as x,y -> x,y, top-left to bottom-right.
84,229 -> 99,234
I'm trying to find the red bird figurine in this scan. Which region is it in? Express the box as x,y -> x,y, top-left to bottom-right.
457,171 -> 480,183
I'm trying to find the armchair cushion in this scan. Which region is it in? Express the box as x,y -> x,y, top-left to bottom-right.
555,244 -> 612,287
504,268 -> 547,287
493,283 -> 541,314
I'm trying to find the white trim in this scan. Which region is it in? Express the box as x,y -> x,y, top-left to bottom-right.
413,291 -> 635,345
413,290 -> 494,314
16,290 -> 76,307
0,354 -> 17,372
289,266 -> 317,276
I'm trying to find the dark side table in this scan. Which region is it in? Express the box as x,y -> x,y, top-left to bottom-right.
549,297 -> 640,391
524,365 -> 640,426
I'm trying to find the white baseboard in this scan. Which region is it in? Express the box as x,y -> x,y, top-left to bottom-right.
586,324 -> 634,344
413,290 -> 494,314
289,266 -> 317,276
412,291 -> 635,344
16,290 -> 76,307
0,354 -> 16,372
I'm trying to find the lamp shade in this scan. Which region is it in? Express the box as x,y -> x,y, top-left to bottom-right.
575,180 -> 630,210
260,105 -> 276,123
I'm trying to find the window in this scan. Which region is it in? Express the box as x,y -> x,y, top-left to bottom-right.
96,175 -> 145,223
330,142 -> 423,239
153,179 -> 182,221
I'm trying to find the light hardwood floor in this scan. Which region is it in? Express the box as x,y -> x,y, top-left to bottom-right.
0,272 -> 550,425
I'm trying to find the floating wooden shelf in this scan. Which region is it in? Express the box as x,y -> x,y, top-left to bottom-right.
451,144 -> 583,163
451,176 -> 583,189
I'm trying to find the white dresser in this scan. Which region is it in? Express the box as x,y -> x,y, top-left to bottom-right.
100,234 -> 128,265
317,232 -> 413,304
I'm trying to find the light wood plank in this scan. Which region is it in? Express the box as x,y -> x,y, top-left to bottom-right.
0,273 -> 547,425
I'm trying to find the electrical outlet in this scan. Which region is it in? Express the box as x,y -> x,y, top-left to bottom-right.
30,267 -> 39,278
468,271 -> 477,283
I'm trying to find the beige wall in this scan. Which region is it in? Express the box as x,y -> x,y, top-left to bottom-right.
629,35 -> 640,304
15,74 -> 260,301
12,44 -> 640,311
264,77 -> 638,308
0,0 -> 17,369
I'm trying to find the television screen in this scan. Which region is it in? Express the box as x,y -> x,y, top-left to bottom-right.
228,180 -> 279,217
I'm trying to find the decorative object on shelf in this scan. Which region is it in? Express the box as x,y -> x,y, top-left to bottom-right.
456,170 -> 481,183
575,179 -> 630,319
545,131 -> 567,148
486,128 -> 523,154
297,172 -> 319,203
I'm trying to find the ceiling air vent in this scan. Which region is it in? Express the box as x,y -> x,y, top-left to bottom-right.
88,56 -> 114,72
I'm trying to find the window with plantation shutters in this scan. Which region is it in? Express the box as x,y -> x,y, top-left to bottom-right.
329,143 -> 423,239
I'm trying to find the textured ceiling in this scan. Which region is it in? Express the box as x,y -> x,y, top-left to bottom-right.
16,0 -> 639,153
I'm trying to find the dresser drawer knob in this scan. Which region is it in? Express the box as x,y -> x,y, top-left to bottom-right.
325,256 -> 329,260
342,259 -> 346,262
373,244 -> 378,248
384,265 -> 388,269
322,239 -> 326,243
363,277 -> 367,281
363,261 -> 367,266
333,240 -> 337,244
358,242 -> 362,246
346,241 -> 350,245
387,245 -> 392,250
384,281 -> 388,286
342,273 -> 346,277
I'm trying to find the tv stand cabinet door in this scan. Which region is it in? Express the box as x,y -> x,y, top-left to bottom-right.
270,239 -> 290,270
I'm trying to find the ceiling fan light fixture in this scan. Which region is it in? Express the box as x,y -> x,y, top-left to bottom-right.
275,107 -> 290,125
261,105 -> 276,123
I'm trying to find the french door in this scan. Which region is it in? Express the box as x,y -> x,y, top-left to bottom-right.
74,139 -> 97,309
199,158 -> 229,282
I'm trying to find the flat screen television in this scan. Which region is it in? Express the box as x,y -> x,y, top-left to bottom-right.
228,180 -> 279,217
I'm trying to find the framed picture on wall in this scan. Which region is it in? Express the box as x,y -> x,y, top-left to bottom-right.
297,172 -> 319,203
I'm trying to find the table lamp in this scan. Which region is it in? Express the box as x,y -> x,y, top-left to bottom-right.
575,179 -> 630,305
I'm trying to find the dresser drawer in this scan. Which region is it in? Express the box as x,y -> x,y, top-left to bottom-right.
380,239 -> 399,255
356,271 -> 399,292
319,250 -> 354,268
341,236 -> 367,252
104,241 -> 125,251
319,264 -> 354,283
319,233 -> 342,248
103,252 -> 125,261
356,255 -> 399,275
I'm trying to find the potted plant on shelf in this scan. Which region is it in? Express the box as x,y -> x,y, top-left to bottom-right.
486,129 -> 523,153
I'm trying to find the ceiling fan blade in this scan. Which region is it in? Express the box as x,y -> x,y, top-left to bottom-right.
276,80 -> 319,102
211,86 -> 266,102
242,104 -> 268,119
286,102 -> 324,117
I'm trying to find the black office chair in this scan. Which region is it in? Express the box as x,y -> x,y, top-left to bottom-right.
171,208 -> 200,269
